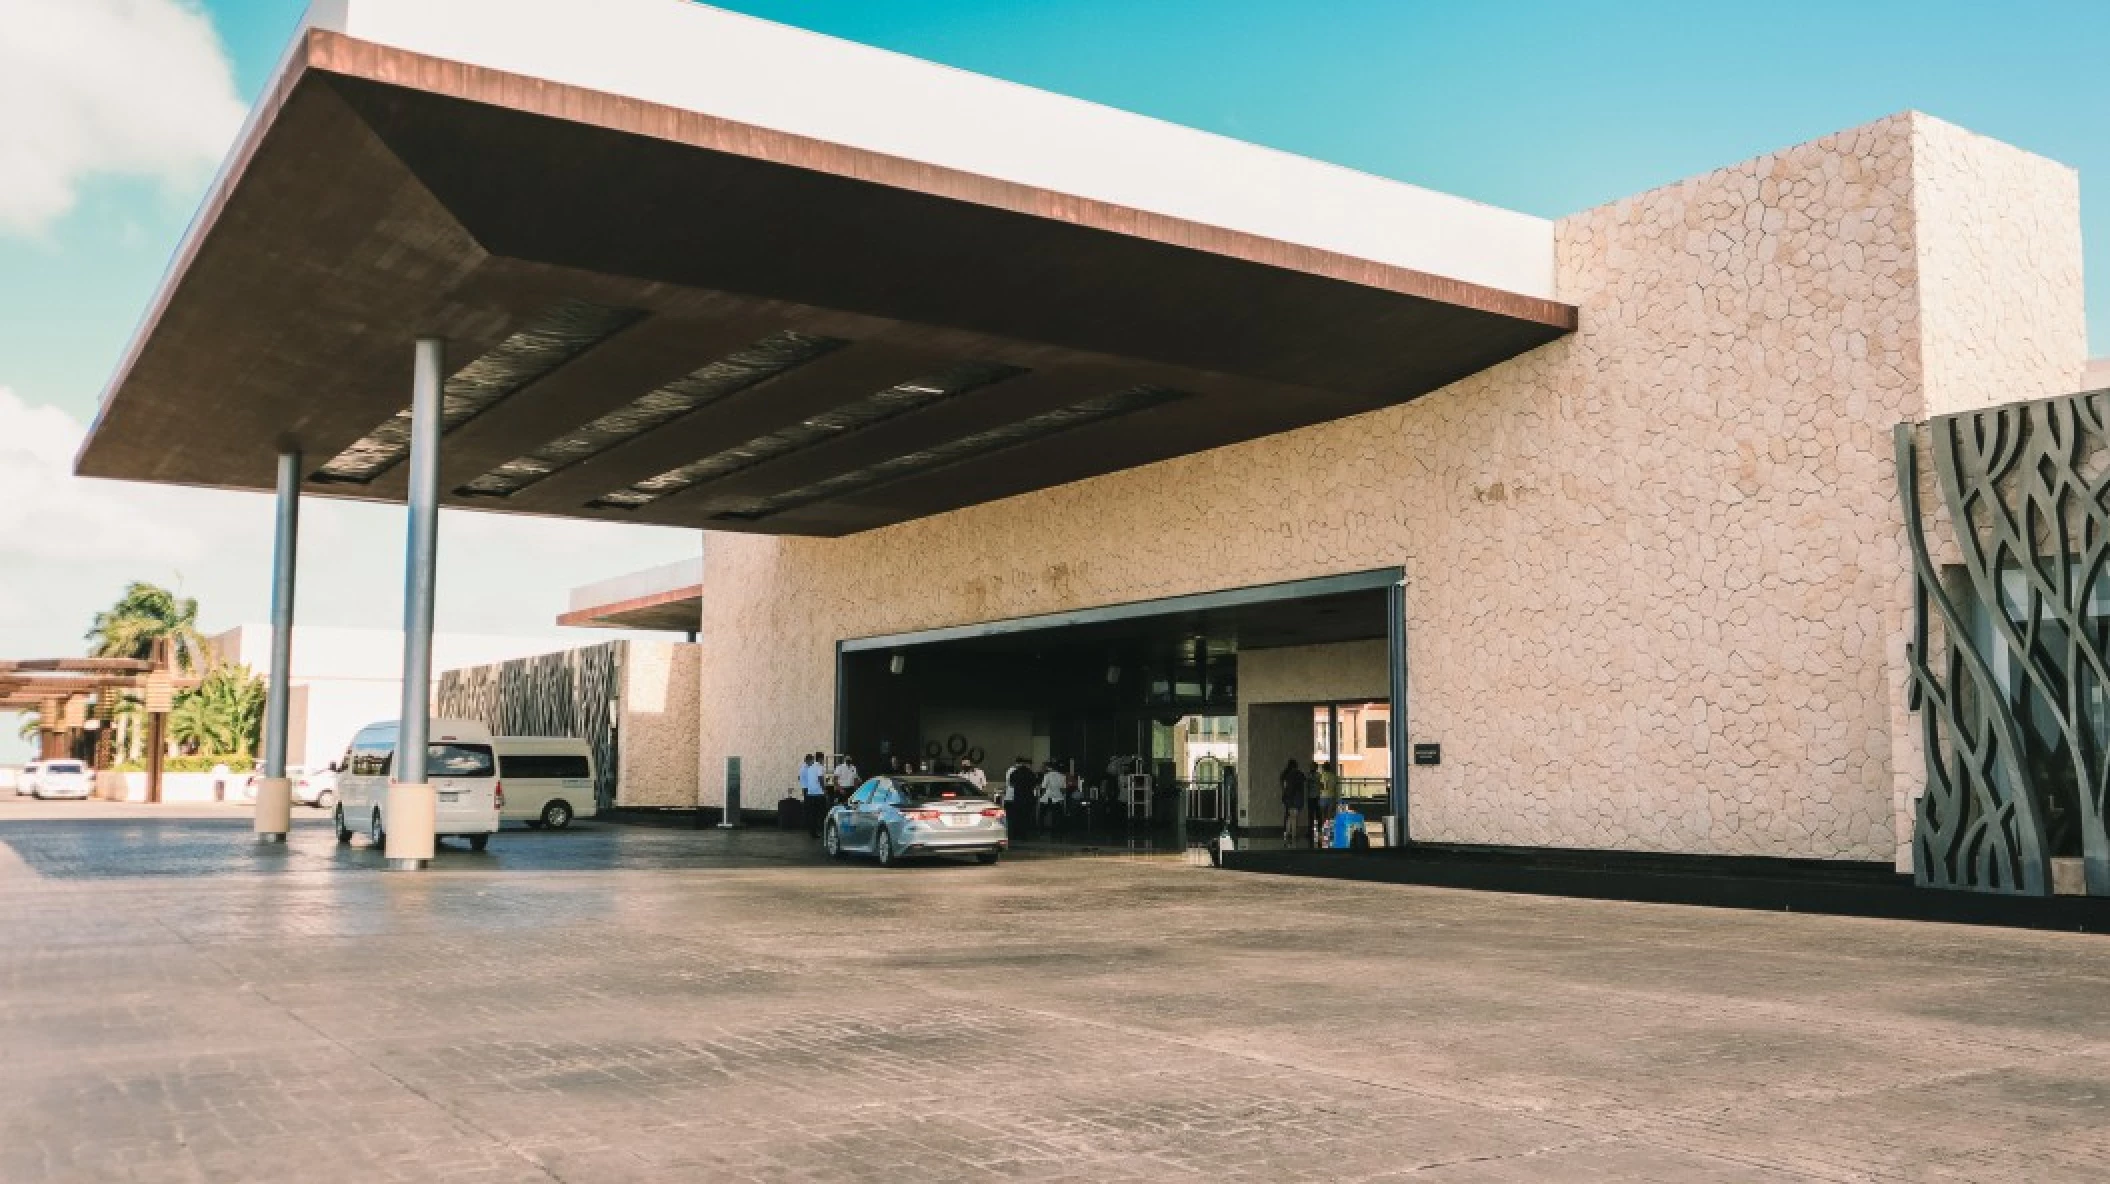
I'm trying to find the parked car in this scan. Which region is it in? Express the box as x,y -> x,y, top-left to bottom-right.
15,761 -> 41,796
31,760 -> 92,800
333,719 -> 502,851
823,775 -> 1006,866
292,766 -> 339,810
0,764 -> 21,795
492,736 -> 596,830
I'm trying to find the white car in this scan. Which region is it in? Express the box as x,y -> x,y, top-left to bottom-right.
31,760 -> 92,800
292,766 -> 340,810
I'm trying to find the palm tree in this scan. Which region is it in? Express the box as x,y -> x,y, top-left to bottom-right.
86,582 -> 209,674
168,666 -> 267,757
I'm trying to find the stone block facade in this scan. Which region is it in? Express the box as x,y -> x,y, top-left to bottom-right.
693,112 -> 2089,865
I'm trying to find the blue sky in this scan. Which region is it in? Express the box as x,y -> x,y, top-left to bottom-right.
7,0 -> 2104,418
2,0 -> 2107,756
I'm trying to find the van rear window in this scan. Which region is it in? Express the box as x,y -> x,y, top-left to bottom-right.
500,754 -> 591,779
428,744 -> 495,778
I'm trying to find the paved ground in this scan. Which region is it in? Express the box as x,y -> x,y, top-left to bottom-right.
3,799 -> 2108,1182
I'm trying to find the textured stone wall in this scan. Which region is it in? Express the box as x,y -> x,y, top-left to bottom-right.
1910,117 -> 2086,415
694,113 -> 2089,862
616,642 -> 700,807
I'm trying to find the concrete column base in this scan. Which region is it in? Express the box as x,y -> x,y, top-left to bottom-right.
384,782 -> 437,870
254,776 -> 292,840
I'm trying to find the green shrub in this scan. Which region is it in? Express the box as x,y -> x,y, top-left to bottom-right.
111,754 -> 256,774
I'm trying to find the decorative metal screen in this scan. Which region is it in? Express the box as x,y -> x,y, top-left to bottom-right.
437,642 -> 621,810
1896,390 -> 2110,896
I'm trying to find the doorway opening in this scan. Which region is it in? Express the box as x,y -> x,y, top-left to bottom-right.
836,571 -> 1405,849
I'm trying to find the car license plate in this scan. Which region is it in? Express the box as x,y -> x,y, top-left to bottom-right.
439,792 -> 460,803
945,814 -> 974,827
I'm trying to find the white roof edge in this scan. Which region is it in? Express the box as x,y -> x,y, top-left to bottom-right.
303,0 -> 1556,300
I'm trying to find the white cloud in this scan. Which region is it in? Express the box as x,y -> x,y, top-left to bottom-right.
0,0 -> 246,236
0,387 -> 703,761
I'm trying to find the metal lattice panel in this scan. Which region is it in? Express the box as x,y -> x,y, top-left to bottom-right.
1896,390 -> 2110,896
437,642 -> 621,809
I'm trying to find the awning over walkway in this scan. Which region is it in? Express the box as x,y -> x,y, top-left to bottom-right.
77,0 -> 1574,537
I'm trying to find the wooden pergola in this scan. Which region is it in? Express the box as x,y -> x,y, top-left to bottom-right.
1,657 -> 183,798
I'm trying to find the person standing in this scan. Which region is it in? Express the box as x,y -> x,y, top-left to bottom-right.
1316,761 -> 1340,845
958,758 -> 987,794
1005,756 -> 1036,837
1038,761 -> 1069,833
799,752 -> 828,837
832,754 -> 859,804
1279,758 -> 1308,846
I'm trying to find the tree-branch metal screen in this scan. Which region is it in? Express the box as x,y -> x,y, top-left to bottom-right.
1897,391 -> 2110,896
437,642 -> 621,810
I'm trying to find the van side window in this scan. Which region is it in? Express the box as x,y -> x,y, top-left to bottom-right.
500,754 -> 591,779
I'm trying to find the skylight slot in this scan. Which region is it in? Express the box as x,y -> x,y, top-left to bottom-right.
588,360 -> 1027,510
708,385 -> 1189,521
313,300 -> 645,485
457,330 -> 845,498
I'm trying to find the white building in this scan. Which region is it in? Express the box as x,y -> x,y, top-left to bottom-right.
208,626 -> 575,770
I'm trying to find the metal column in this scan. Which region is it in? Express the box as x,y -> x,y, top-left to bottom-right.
1387,576 -> 1410,846
386,337 -> 445,871
254,449 -> 301,842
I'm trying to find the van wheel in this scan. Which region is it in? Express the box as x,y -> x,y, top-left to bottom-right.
369,810 -> 386,848
333,805 -> 352,844
540,800 -> 573,830
469,834 -> 490,853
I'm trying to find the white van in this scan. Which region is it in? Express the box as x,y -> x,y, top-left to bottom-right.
493,737 -> 597,830
333,719 -> 502,852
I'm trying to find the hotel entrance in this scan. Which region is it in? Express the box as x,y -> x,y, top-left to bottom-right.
835,571 -> 1407,848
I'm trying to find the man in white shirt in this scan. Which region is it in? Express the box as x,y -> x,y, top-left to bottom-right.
832,755 -> 859,800
1038,762 -> 1069,832
958,759 -> 988,793
799,753 -> 827,837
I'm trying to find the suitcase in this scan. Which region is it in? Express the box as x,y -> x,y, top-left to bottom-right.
777,794 -> 803,830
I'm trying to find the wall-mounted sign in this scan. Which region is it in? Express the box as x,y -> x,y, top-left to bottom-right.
1412,743 -> 1441,766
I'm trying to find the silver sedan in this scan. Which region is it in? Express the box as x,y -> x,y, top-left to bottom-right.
823,775 -> 1008,866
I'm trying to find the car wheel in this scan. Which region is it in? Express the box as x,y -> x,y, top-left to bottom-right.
333,805 -> 353,844
976,851 -> 1001,865
541,800 -> 572,830
468,833 -> 490,853
316,789 -> 336,812
369,810 -> 386,848
874,829 -> 897,868
823,822 -> 843,859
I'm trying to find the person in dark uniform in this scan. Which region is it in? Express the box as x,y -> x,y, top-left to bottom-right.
1005,756 -> 1037,838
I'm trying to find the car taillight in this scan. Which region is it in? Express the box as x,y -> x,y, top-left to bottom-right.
904,809 -> 940,821
982,808 -> 1005,819
494,782 -> 505,809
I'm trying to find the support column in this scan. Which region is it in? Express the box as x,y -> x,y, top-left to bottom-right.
386,337 -> 444,871
1387,576 -> 1410,846
255,448 -> 301,842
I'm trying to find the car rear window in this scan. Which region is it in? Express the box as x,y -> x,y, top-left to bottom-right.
428,744 -> 495,778
896,778 -> 987,804
46,762 -> 85,774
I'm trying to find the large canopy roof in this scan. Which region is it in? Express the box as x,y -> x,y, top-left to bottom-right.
77,0 -> 1575,537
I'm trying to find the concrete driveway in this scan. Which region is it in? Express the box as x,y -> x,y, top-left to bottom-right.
2,804 -> 2106,1181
